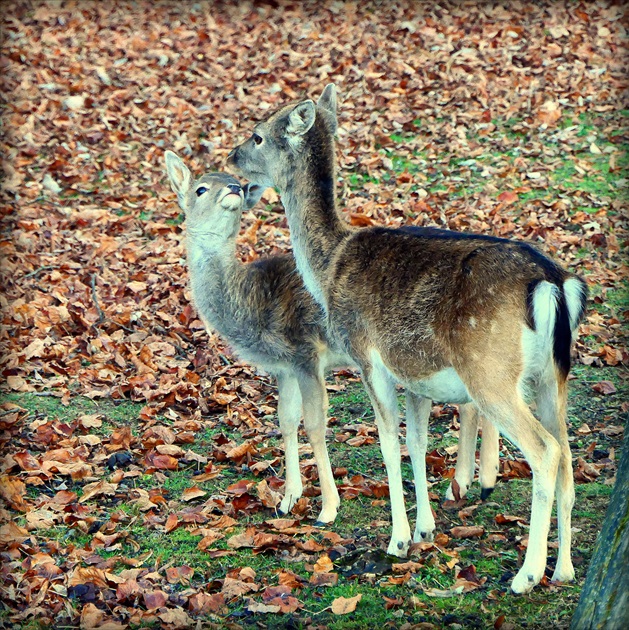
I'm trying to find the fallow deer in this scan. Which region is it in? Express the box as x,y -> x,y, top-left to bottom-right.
164,151 -> 498,536
227,84 -> 587,593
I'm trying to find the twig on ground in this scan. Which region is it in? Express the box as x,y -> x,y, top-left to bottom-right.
22,265 -> 57,279
111,319 -> 135,334
91,273 -> 106,325
0,407 -> 26,417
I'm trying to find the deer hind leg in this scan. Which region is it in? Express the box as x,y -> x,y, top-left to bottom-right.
405,392 -> 435,542
478,415 -> 500,500
276,372 -> 304,516
472,392 -> 560,594
362,354 -> 412,557
446,403 -> 479,501
536,374 -> 575,583
297,372 -> 340,525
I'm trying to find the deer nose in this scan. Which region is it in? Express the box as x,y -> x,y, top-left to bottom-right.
227,184 -> 241,194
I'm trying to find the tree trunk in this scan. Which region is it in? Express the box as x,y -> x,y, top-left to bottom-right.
571,427 -> 629,629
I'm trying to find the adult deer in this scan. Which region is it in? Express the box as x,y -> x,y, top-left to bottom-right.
228,84 -> 587,593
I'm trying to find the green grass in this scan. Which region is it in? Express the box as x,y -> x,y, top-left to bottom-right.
342,110 -> 628,216
3,359 -> 625,629
4,391 -> 145,428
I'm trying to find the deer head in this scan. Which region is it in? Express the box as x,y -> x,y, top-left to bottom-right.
164,150 -> 264,243
228,84 -> 338,190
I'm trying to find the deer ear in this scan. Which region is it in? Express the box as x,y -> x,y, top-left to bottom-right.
242,183 -> 266,210
317,83 -> 337,133
286,100 -> 316,136
318,83 -> 337,111
164,150 -> 191,211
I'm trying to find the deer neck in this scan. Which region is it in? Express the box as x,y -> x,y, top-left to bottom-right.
185,232 -> 242,327
280,153 -> 350,310
186,230 -> 236,272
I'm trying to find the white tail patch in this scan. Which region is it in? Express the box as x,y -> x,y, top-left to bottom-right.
520,281 -> 560,395
532,281 -> 560,340
564,277 -> 586,333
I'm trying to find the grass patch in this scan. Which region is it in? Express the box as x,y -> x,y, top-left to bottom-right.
4,392 -> 145,428
3,361 -> 625,628
341,109 -> 628,218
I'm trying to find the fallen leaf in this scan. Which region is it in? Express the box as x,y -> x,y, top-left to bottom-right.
261,585 -> 303,613
165,514 -> 179,533
313,554 -> 334,573
494,514 -> 526,526
42,174 -> 63,194
599,425 -> 624,437
188,592 -> 226,615
592,380 -> 616,395
247,601 -> 281,614
77,414 -> 103,429
227,527 -> 256,549
331,593 -> 362,615
450,526 -> 485,539
143,589 -> 168,610
79,480 -> 118,503
0,521 -> 29,544
309,572 -> 338,586
157,608 -> 192,627
165,565 -> 194,585
497,191 -> 518,206
256,479 -> 282,508
423,585 -> 467,597
181,486 -> 206,502
502,459 -> 532,479
0,475 -> 29,511
197,531 -> 225,550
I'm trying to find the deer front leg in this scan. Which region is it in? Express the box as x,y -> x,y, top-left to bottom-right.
405,392 -> 435,542
362,357 -> 412,557
297,372 -> 340,525
276,372 -> 304,516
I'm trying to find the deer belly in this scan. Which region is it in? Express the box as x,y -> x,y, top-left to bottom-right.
410,368 -> 471,404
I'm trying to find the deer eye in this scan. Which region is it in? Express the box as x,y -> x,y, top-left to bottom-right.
195,186 -> 208,197
252,133 -> 263,146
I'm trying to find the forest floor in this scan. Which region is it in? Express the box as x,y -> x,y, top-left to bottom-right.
1,1 -> 627,629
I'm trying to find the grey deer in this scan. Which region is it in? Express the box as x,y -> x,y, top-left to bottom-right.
164,150 -> 500,534
227,84 -> 587,594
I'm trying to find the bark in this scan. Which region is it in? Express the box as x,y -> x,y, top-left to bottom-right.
571,427 -> 629,629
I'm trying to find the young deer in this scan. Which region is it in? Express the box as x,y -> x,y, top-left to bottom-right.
165,150 -> 342,525
164,151 -> 499,532
227,84 -> 588,594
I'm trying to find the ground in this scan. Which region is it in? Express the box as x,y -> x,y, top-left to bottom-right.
1,364 -> 626,629
0,1 -> 627,629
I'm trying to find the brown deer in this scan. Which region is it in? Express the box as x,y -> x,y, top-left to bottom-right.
227,84 -> 587,593
164,151 -> 499,539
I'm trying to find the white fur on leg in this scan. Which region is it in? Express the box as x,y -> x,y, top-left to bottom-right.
475,397 -> 560,594
406,393 -> 436,541
299,373 -> 340,524
550,445 -> 576,584
510,416 -> 560,593
276,373 -> 304,515
536,376 -> 575,583
367,351 -> 412,557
